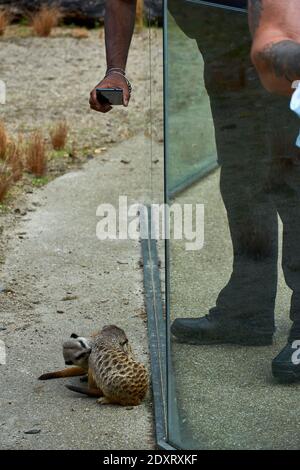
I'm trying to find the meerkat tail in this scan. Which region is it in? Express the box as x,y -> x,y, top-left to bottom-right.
38,366 -> 87,380
65,384 -> 103,398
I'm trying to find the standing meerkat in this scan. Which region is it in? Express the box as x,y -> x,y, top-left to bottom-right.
66,325 -> 149,406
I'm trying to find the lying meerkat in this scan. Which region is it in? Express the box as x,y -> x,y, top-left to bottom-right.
38,325 -> 149,406
38,333 -> 93,381
66,325 -> 149,406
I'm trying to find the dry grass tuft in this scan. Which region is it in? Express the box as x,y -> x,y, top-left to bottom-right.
50,120 -> 69,150
136,0 -> 144,31
71,28 -> 89,39
0,9 -> 10,36
32,5 -> 62,37
6,135 -> 24,182
0,163 -> 12,202
0,121 -> 8,159
26,131 -> 47,176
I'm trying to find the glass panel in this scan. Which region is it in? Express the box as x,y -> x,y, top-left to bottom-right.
165,0 -> 300,449
166,4 -> 218,196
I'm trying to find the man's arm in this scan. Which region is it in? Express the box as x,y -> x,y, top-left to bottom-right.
249,0 -> 300,96
90,0 -> 137,113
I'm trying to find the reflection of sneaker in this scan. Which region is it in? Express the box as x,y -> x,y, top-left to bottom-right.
272,341 -> 300,383
171,316 -> 273,346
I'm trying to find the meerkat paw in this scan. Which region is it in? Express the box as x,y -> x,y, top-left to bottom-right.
97,397 -> 111,405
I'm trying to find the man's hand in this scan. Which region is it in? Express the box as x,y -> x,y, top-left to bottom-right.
249,0 -> 300,95
89,73 -> 131,113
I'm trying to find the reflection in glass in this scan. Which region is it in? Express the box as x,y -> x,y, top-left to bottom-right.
165,0 -> 300,449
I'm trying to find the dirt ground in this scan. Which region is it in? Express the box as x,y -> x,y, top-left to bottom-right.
0,26 -> 163,449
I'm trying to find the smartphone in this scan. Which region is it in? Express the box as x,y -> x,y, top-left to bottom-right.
96,88 -> 123,106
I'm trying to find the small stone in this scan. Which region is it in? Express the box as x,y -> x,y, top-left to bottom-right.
61,295 -> 78,301
126,406 -> 134,410
57,309 -> 64,314
120,158 -> 130,164
24,429 -> 41,435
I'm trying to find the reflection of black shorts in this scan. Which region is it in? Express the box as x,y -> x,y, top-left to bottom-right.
168,0 -> 247,39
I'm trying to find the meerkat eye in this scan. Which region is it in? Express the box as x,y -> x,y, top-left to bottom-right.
121,339 -> 128,346
76,352 -> 88,360
79,340 -> 87,349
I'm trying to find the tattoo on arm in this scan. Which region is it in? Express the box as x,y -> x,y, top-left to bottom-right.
248,0 -> 263,36
259,40 -> 300,83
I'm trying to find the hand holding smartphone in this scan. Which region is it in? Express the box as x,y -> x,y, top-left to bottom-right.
96,88 -> 123,106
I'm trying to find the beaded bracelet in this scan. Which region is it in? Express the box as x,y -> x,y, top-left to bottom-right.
105,70 -> 132,95
106,67 -> 126,76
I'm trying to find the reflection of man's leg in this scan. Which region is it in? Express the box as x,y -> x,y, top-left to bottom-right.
169,1 -> 277,345
172,145 -> 278,345
172,60 -> 278,345
275,166 -> 300,340
211,161 -> 278,332
270,152 -> 300,381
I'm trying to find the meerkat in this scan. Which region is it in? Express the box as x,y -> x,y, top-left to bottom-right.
66,325 -> 149,406
38,333 -> 93,381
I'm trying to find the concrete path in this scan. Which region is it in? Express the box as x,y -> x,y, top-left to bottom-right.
0,135 -> 162,450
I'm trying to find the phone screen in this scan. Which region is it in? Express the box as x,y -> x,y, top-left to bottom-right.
96,88 -> 123,106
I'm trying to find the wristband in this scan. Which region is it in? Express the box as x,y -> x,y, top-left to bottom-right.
105,70 -> 132,95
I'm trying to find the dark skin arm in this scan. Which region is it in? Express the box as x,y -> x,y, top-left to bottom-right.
249,0 -> 300,96
89,0 -> 137,113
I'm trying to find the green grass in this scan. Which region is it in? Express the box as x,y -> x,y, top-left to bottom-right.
31,176 -> 49,187
50,148 -> 68,159
19,17 -> 29,26
0,202 -> 8,213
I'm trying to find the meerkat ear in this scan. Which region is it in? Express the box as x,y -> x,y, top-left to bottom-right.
120,339 -> 129,353
71,333 -> 78,339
